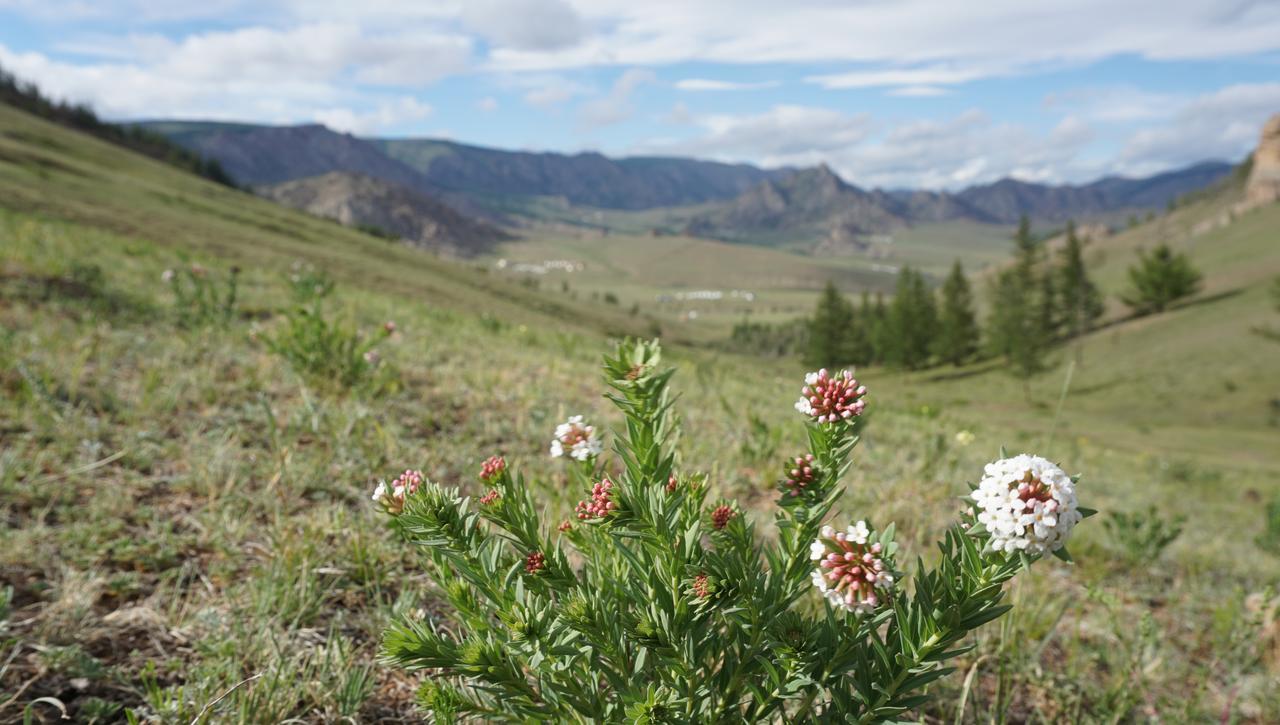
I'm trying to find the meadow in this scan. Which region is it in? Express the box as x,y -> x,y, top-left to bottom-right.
2,102 -> 1279,722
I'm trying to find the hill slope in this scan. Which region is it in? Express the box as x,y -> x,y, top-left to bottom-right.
2,98 -> 1278,724
259,171 -> 511,257
0,105 -> 654,337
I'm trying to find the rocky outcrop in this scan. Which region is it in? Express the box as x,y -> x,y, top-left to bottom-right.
259,172 -> 511,257
1245,114 -> 1280,208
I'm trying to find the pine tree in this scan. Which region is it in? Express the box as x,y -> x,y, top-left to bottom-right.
805,281 -> 853,368
1122,244 -> 1202,315
884,267 -> 937,369
1056,220 -> 1105,354
934,260 -> 979,365
987,216 -> 1050,398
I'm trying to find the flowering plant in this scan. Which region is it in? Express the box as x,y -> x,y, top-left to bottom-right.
377,340 -> 1092,722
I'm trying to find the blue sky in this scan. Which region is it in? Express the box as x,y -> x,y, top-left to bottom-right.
2,0 -> 1278,189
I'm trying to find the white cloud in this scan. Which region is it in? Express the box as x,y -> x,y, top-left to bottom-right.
579,68 -> 655,127
805,65 -> 994,90
887,85 -> 950,97
674,78 -> 780,92
1043,85 -> 1188,123
637,105 -> 874,166
477,96 -> 500,112
636,106 -> 1106,189
461,0 -> 585,51
485,0 -> 1280,76
1117,82 -> 1280,174
664,101 -> 692,124
313,96 -> 433,135
510,74 -> 593,107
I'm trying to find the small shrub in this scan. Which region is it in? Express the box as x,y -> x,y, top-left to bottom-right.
264,272 -> 394,392
375,341 -> 1093,721
1122,244 -> 1201,315
1103,505 -> 1184,563
163,261 -> 239,328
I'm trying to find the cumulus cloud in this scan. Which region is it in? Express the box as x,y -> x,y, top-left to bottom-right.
477,96 -> 500,112
1043,85 -> 1188,123
1117,82 -> 1280,174
486,0 -> 1280,75
0,21 -> 470,124
636,105 -> 874,166
313,96 -> 433,135
460,0 -> 585,52
636,106 -> 1106,189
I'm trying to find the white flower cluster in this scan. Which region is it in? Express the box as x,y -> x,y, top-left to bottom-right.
971,454 -> 1081,556
809,522 -> 893,615
550,415 -> 604,461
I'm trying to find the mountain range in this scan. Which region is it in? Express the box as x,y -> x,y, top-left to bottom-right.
137,120 -> 1234,254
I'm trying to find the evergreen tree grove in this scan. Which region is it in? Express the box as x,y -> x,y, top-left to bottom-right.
934,260 -> 979,365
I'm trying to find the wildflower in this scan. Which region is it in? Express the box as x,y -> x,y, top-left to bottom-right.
189,263 -> 207,278
363,350 -> 380,365
665,474 -> 678,493
383,320 -> 397,334
955,430 -> 975,446
479,489 -> 501,506
524,551 -> 545,575
809,522 -> 893,615
692,574 -> 711,599
711,505 -> 736,530
372,469 -> 424,515
558,520 -> 573,532
479,455 -> 506,482
783,454 -> 818,497
161,268 -> 175,283
971,454 -> 1081,556
550,415 -> 604,461
575,478 -> 616,520
795,369 -> 867,423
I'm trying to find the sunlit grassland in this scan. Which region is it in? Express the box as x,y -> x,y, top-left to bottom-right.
2,104 -> 1278,722
486,221 -> 1013,340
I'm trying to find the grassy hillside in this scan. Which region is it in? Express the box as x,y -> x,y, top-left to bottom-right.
0,104 -> 676,342
2,103 -> 1279,722
490,221 -> 1014,340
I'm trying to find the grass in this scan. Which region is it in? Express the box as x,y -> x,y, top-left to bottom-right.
488,221 -> 1014,340
1,103 -> 1279,722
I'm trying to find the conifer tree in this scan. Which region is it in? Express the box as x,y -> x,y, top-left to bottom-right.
1122,243 -> 1202,315
867,292 -> 889,365
987,216 -> 1050,398
935,260 -> 979,365
804,281 -> 853,368
884,267 -> 937,369
1056,220 -> 1105,354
